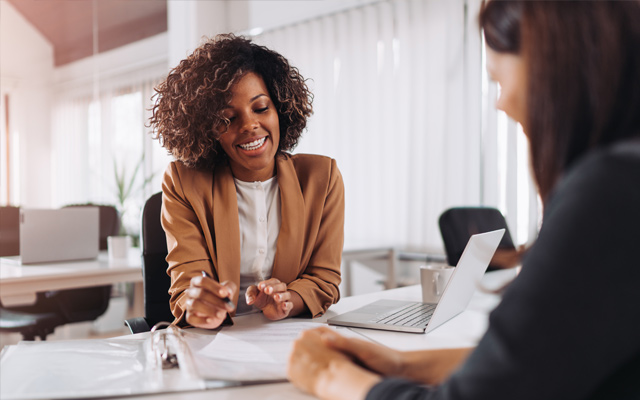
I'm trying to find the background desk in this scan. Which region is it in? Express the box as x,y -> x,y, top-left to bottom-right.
107,268 -> 517,400
0,250 -> 142,309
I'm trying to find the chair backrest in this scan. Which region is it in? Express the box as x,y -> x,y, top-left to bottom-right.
140,192 -> 174,325
63,204 -> 120,250
438,207 -> 515,268
0,206 -> 20,256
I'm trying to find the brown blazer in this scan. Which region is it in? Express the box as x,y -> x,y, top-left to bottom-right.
161,153 -> 344,324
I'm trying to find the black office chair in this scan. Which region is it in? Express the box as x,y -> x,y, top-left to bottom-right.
0,205 -> 118,340
124,192 -> 174,333
438,207 -> 517,270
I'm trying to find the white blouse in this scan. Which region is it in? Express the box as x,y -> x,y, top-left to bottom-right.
233,176 -> 281,314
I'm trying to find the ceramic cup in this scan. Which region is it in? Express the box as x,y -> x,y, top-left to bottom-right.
420,264 -> 455,303
107,235 -> 130,260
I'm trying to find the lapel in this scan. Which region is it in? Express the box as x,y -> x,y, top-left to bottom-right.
212,163 -> 241,306
272,155 -> 305,283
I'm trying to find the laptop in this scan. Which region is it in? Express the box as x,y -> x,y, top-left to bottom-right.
11,208 -> 100,264
328,229 -> 505,333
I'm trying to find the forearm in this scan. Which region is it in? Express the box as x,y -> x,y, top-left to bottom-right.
398,348 -> 473,385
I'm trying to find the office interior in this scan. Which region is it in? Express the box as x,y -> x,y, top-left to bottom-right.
0,0 -> 538,349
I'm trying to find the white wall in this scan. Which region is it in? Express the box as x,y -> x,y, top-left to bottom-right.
0,0 -> 54,207
240,0 -> 380,33
53,33 -> 169,97
167,0 -> 381,70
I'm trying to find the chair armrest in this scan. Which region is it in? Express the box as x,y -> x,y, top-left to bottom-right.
124,317 -> 151,334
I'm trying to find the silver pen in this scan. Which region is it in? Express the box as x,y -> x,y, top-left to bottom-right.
201,270 -> 235,310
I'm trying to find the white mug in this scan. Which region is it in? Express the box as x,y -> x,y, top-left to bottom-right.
420,265 -> 455,303
107,235 -> 131,261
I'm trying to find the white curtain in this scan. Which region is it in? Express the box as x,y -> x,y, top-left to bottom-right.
51,76 -> 169,237
255,0 -> 485,251
255,0 -> 539,251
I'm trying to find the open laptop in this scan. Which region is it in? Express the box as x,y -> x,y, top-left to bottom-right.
328,229 -> 505,333
7,208 -> 100,264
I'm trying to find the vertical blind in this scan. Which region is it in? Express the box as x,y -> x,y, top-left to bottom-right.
51,77 -> 170,236
255,0 -> 538,252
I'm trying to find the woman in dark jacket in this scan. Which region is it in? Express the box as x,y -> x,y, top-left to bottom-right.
287,1 -> 640,399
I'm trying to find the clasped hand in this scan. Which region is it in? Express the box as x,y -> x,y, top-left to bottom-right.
185,276 -> 294,329
246,278 -> 294,320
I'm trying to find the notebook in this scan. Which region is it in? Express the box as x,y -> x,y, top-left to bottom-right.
328,229 -> 505,333
14,208 -> 100,264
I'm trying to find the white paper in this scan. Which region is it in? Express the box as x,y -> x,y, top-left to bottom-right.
189,317 -> 325,381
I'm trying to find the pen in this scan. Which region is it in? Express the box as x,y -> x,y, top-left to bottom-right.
201,270 -> 235,310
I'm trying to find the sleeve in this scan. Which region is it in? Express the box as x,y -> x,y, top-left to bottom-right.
366,379 -> 433,400
367,153 -> 640,400
161,163 -> 215,324
287,158 -> 345,317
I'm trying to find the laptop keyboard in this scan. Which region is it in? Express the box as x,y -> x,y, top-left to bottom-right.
369,302 -> 437,327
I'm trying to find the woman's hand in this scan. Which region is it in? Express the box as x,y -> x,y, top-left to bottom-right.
288,327 -> 381,400
185,275 -> 236,329
318,327 -> 406,377
491,244 -> 528,269
246,278 -> 298,320
319,327 -> 470,385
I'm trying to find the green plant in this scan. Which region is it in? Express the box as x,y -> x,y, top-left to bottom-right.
113,154 -> 156,240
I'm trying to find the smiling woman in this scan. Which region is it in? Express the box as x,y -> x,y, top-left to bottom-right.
148,34 -> 345,330
216,72 -> 281,182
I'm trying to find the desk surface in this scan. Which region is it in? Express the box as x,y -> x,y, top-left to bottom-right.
0,250 -> 142,306
108,268 -> 517,400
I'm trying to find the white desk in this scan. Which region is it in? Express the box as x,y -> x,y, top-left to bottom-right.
0,250 -> 142,307
0,269 -> 516,400
108,268 -> 517,400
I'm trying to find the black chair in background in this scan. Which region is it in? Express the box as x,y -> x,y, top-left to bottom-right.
438,207 -> 517,270
0,205 -> 119,340
124,192 -> 174,333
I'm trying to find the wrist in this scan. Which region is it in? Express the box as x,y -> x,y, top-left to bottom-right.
316,359 -> 381,400
393,351 -> 408,377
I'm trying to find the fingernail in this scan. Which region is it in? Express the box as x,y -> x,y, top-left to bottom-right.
217,310 -> 226,318
219,290 -> 227,297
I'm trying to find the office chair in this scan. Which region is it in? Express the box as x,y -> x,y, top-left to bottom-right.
124,192 -> 174,333
438,207 -> 517,270
0,205 -> 118,340
0,206 -> 20,257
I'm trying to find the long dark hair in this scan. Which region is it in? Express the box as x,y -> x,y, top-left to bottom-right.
481,1 -> 640,202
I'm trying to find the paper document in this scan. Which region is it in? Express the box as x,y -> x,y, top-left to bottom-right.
189,316 -> 325,381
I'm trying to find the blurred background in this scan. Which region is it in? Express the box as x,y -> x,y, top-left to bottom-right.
0,0 -> 540,305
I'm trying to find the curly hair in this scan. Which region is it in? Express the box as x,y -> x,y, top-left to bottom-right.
149,34 -> 313,170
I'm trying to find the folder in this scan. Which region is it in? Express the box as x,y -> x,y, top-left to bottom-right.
0,319 -> 323,399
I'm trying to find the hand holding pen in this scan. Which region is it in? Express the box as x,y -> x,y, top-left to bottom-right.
184,270 -> 236,330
